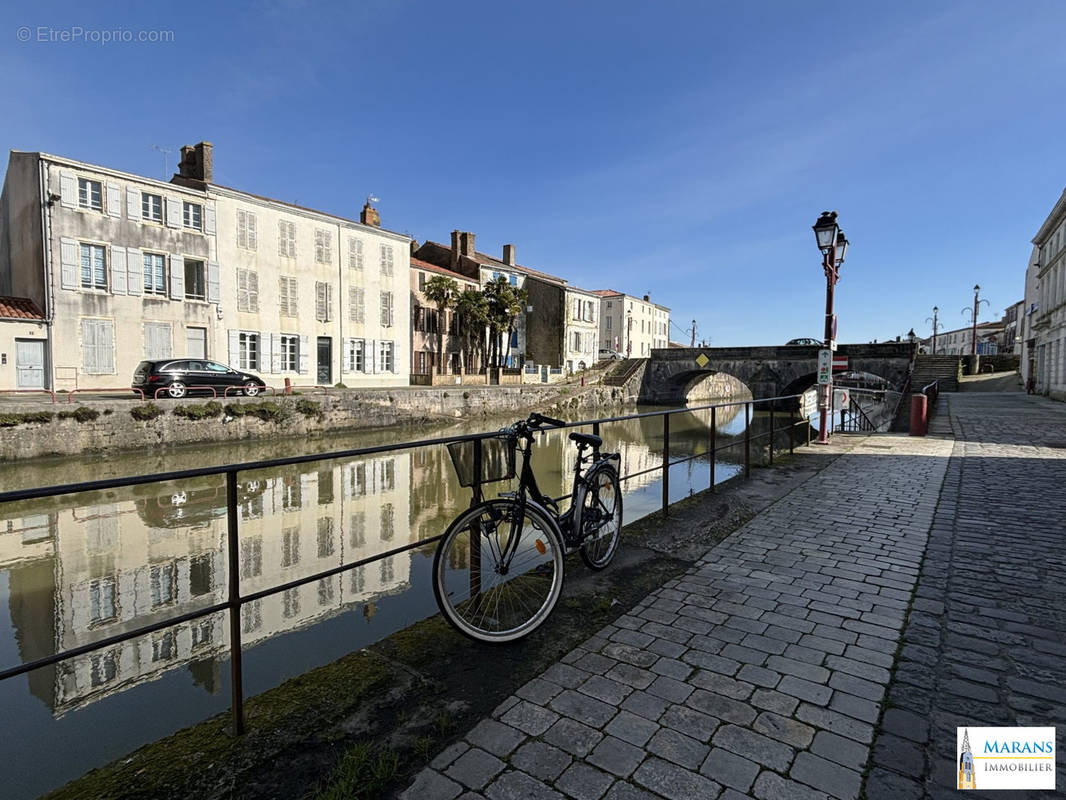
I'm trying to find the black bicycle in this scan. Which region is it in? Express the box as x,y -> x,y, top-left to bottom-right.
432,412 -> 623,643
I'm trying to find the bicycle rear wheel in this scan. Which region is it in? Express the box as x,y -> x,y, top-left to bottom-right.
433,499 -> 565,643
578,465 -> 622,570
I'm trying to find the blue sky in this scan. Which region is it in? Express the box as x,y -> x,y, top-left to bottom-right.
2,0 -> 1064,346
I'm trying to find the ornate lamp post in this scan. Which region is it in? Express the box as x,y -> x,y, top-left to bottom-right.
926,306 -> 939,354
961,285 -> 989,358
812,211 -> 847,444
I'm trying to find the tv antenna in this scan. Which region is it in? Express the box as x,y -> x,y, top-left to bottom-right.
367,194 -> 380,205
152,145 -> 173,179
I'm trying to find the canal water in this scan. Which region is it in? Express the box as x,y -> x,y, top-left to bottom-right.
0,400 -> 782,799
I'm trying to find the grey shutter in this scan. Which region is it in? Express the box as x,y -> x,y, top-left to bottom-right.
165,195 -> 182,228
126,188 -> 140,220
99,321 -> 115,373
368,339 -> 377,374
271,334 -> 282,373
110,246 -> 128,294
204,202 -> 216,235
228,330 -> 240,368
59,172 -> 76,208
207,261 -> 220,304
247,213 -> 257,250
169,254 -> 185,299
126,247 -> 143,296
60,238 -> 78,289
298,335 -> 310,374
342,338 -> 352,373
260,331 -> 273,375
106,183 -> 122,218
81,320 -> 97,373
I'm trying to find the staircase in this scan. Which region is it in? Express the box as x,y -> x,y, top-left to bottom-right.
890,355 -> 960,431
603,358 -> 646,387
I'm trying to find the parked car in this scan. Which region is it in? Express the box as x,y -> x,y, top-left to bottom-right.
598,348 -> 623,361
132,359 -> 267,399
785,337 -> 823,346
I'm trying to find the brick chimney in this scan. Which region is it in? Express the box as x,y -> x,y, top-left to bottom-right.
360,201 -> 380,227
503,244 -> 516,266
410,239 -> 419,257
177,142 -> 213,183
643,294 -> 650,302
458,231 -> 476,257
450,230 -> 461,271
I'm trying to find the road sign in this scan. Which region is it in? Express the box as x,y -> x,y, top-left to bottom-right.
833,388 -> 849,410
817,350 -> 832,384
832,355 -> 848,372
801,388 -> 818,417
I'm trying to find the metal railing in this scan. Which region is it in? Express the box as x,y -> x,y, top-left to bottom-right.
0,394 -> 809,736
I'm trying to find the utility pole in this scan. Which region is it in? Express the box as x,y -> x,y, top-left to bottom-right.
927,306 -> 939,354
691,320 -> 697,348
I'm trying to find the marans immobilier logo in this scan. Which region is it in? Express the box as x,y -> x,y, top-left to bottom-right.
958,727 -> 1056,791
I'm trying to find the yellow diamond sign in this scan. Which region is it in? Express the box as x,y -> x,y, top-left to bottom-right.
695,353 -> 709,368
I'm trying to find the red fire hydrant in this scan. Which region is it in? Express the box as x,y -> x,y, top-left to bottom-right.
909,394 -> 927,436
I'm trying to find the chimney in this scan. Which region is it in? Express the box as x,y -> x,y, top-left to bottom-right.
458,231 -> 476,257
450,230 -> 461,271
360,201 -> 380,227
503,244 -> 516,266
177,142 -> 213,183
643,294 -> 650,302
410,239 -> 419,257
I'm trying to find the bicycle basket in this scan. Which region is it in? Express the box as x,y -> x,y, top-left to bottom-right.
447,435 -> 516,487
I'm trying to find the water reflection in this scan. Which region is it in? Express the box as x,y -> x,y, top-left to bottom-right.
0,400 -> 778,798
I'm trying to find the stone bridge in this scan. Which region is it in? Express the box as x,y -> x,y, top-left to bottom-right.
639,342 -> 914,404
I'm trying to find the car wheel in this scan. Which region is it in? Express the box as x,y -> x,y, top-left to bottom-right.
243,382 -> 261,397
167,382 -> 187,399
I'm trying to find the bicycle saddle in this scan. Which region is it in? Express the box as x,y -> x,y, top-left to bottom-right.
569,432 -> 602,448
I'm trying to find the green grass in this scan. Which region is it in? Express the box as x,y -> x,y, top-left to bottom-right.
314,743 -> 401,800
130,403 -> 165,421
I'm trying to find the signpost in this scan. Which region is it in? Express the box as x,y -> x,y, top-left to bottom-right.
817,349 -> 832,385
833,388 -> 849,411
801,388 -> 818,418
832,355 -> 848,372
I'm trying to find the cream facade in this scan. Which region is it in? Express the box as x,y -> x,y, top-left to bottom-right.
0,145 -> 410,391
0,311 -> 48,390
563,287 -> 599,372
1030,187 -> 1066,399
596,290 -> 670,358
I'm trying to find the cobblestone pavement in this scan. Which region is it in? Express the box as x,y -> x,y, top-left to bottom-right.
867,393 -> 1066,799
400,430 -> 955,800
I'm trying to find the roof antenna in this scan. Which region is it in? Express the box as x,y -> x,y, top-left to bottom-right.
152,145 -> 172,179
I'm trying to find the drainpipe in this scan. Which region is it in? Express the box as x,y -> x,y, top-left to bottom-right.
38,159 -> 56,390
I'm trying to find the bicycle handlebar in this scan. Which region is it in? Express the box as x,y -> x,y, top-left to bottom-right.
528,412 -> 566,428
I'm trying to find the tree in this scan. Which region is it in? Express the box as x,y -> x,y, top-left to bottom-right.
423,274 -> 458,376
453,288 -> 489,374
483,277 -> 527,367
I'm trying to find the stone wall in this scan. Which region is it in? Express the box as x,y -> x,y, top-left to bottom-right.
0,384 -> 630,461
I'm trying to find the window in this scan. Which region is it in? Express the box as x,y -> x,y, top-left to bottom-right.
351,566 -> 365,594
572,332 -> 581,351
282,587 -> 300,619
190,554 -> 213,596
377,458 -> 395,491
317,517 -> 335,557
350,512 -> 366,548
89,577 -> 118,624
606,316 -> 612,330
317,470 -> 334,506
143,252 -> 167,295
380,503 -> 394,541
241,493 -> 263,520
90,651 -> 118,687
183,201 -> 203,231
278,221 -> 297,258
237,269 -> 259,312
152,631 -> 176,662
380,557 -> 395,584
80,243 -> 107,290
238,332 -> 259,370
142,193 -> 163,222
346,338 -> 365,372
315,229 -> 332,264
185,259 -> 206,300
241,599 -> 262,633
349,287 -> 365,323
81,319 -> 115,374
380,291 -> 394,327
509,275 -> 517,286
237,209 -> 258,250
315,281 -> 333,322
418,272 -> 426,291
279,276 -> 298,316
280,334 -> 299,371
380,244 -> 394,276
144,322 -> 172,359
281,527 -> 300,567
282,475 -> 301,510
241,536 -> 262,579
78,178 -> 102,211
348,237 -> 364,270
379,341 -> 394,373
150,562 -> 177,608
191,619 -> 213,649
318,577 -> 335,606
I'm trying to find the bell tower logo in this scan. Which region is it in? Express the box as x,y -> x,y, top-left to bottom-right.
956,727 -> 1056,791
958,728 -> 976,789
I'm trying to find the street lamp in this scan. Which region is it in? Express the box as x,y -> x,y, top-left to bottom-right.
962,285 -> 989,357
907,328 -> 917,354
811,211 -> 846,445
926,306 -> 939,354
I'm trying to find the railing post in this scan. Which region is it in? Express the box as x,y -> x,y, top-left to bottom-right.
225,470 -> 245,736
744,402 -> 751,479
662,414 -> 670,516
709,406 -> 717,492
789,403 -> 795,455
768,405 -> 775,465
592,421 -> 601,458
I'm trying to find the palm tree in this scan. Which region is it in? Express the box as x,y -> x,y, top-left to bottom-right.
482,277 -> 510,367
502,287 -> 528,368
453,288 -> 489,374
423,274 -> 458,376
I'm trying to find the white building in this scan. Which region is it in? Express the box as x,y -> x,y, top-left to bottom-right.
563,286 -> 599,373
594,290 -> 670,358
0,142 -> 410,391
1029,186 -> 1066,399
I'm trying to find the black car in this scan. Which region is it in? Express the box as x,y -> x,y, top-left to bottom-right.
785,337 -> 823,347
132,359 -> 267,399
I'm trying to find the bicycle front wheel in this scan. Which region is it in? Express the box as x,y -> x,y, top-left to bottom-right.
578,465 -> 623,570
433,499 -> 565,643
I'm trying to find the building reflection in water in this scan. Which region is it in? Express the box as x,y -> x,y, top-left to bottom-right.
0,401 -> 753,718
